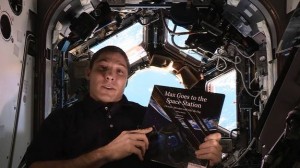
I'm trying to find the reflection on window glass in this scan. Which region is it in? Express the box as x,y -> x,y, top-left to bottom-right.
90,23 -> 146,64
206,69 -> 237,132
125,67 -> 184,106
166,20 -> 203,61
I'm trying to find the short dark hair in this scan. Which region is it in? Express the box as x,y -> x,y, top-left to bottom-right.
89,46 -> 130,73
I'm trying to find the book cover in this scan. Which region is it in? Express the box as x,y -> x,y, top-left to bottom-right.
142,85 -> 225,168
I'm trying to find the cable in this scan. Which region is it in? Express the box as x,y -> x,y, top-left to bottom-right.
209,50 -> 240,72
228,137 -> 257,168
234,56 -> 260,98
170,35 -> 190,49
232,43 -> 255,59
207,47 -> 261,103
253,90 -> 262,107
249,71 -> 259,89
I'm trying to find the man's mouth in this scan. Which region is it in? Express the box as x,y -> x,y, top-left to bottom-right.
103,85 -> 114,90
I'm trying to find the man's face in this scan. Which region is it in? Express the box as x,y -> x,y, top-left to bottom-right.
87,51 -> 128,103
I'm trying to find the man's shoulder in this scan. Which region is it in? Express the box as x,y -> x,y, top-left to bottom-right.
127,100 -> 146,107
49,100 -> 85,118
125,100 -> 147,111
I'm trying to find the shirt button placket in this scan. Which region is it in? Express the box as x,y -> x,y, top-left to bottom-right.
105,106 -> 113,128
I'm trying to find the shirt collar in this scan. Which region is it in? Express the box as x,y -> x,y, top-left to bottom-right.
82,94 -> 128,113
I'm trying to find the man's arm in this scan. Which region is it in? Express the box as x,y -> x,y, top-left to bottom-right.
30,127 -> 153,168
29,147 -> 110,168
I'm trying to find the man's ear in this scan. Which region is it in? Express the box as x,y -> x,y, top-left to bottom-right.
85,68 -> 91,80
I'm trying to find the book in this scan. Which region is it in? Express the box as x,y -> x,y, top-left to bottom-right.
142,85 -> 225,168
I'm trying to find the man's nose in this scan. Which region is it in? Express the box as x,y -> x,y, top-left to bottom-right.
105,70 -> 114,81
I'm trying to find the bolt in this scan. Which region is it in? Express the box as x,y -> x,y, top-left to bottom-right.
259,56 -> 266,62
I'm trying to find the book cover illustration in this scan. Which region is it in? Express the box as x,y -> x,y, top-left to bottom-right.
142,85 -> 225,168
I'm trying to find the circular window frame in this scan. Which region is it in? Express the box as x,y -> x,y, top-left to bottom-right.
0,12 -> 12,41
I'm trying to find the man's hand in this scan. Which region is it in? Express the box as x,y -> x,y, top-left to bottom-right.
195,133 -> 222,167
102,127 -> 153,161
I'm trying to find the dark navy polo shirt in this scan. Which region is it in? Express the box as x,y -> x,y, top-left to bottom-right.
25,95 -> 148,168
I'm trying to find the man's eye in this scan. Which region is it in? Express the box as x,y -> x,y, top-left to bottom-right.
97,66 -> 107,71
117,69 -> 124,75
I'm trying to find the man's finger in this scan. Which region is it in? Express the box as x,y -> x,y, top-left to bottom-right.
130,127 -> 153,134
204,132 -> 221,141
